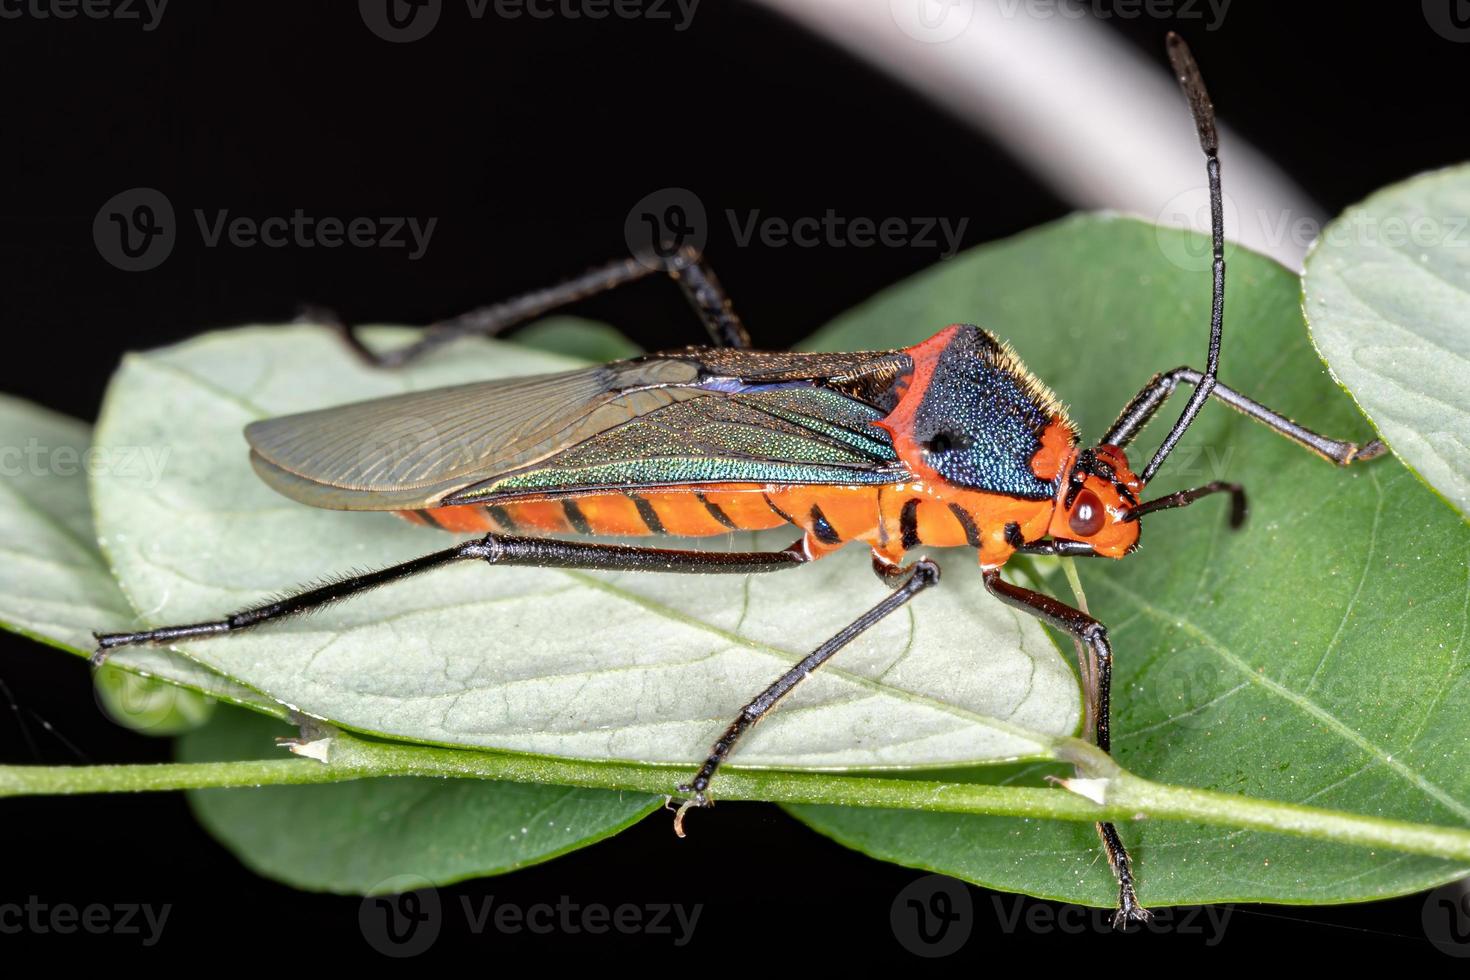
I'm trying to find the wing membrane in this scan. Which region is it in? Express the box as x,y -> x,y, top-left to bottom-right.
246,351 -> 910,511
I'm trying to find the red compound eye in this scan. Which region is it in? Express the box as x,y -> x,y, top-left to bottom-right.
1069,489 -> 1106,537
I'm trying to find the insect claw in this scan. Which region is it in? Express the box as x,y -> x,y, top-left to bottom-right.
670,785 -> 712,838
1226,483 -> 1248,529
1111,885 -> 1152,930
91,628 -> 145,665
1353,439 -> 1388,462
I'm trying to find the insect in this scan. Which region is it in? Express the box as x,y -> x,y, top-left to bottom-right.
94,35 -> 1382,926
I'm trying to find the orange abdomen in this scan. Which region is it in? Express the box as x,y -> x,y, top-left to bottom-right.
399,484 -> 798,538
398,481 -> 1056,568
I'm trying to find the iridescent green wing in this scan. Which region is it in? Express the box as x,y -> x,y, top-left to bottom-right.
246,349 -> 911,511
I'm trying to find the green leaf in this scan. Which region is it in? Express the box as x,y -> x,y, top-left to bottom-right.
792,214 -> 1470,906
1303,164 -> 1470,518
0,394 -> 278,721
178,708 -> 658,894
90,324 -> 1079,771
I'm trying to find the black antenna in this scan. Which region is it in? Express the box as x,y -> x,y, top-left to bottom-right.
1140,33 -> 1223,484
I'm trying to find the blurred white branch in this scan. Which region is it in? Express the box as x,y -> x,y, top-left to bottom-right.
753,0 -> 1321,269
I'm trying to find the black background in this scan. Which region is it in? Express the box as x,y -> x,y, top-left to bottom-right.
2,0 -> 1467,962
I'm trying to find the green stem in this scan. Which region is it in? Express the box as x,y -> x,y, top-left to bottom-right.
3,730 -> 1470,864
1108,772 -> 1470,861
0,734 -> 1101,821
